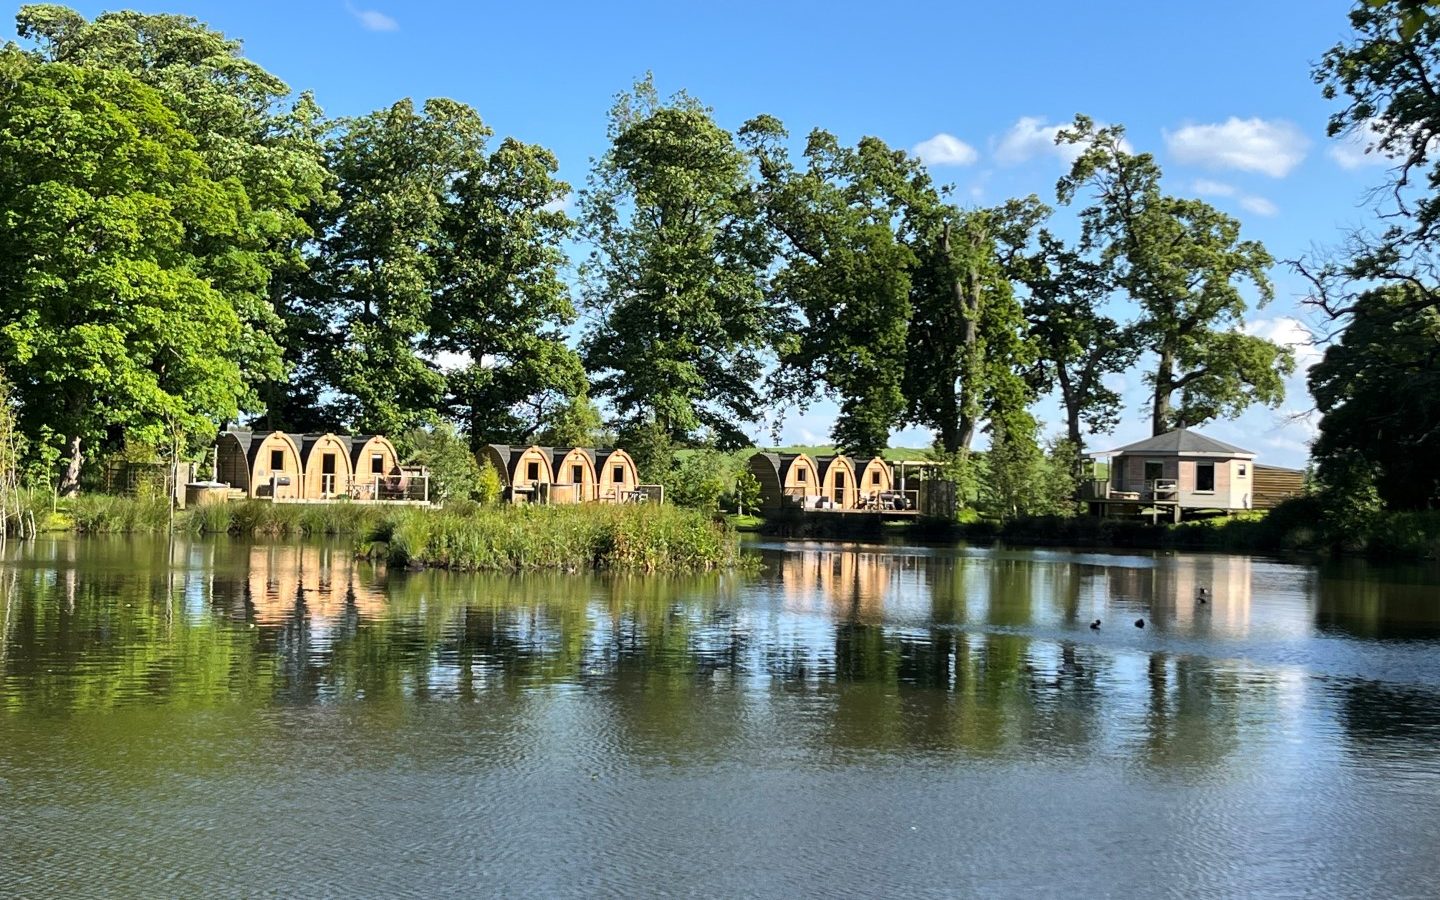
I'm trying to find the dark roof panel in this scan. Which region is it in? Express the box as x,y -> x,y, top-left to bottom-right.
1108,428 -> 1254,457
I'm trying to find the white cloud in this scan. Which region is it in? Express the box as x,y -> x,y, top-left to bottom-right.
543,192 -> 574,214
346,2 -> 398,31
1164,117 -> 1309,177
1244,317 -> 1322,369
1238,195 -> 1279,217
1192,179 -> 1237,197
993,116 -> 1132,167
1324,117 -> 1434,170
913,133 -> 979,167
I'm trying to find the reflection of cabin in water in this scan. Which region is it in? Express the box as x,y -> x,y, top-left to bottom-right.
1080,428 -> 1273,521
482,445 -> 648,504
215,430 -> 425,503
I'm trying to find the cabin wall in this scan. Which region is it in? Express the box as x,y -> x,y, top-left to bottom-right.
554,451 -> 596,504
748,455 -> 784,510
1253,465 -> 1303,510
303,436 -> 353,500
514,447 -> 553,489
598,453 -> 638,502
481,446 -> 510,486
857,459 -> 892,499
252,433 -> 302,500
821,459 -> 857,508
1177,457 -> 1243,509
216,438 -> 250,493
783,456 -> 819,498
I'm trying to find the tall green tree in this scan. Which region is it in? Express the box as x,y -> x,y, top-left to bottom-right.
1309,284 -> 1440,510
904,200 -> 1035,460
430,137 -> 586,445
307,98 -> 483,434
742,117 -> 919,456
1057,116 -> 1293,436
16,5 -> 330,415
0,53 -> 259,492
1007,222 -> 1137,448
580,76 -> 774,449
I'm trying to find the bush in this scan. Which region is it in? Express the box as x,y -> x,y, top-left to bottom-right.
404,423 -> 484,502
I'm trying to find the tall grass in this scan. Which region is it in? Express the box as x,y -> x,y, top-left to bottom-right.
67,493 -> 173,533
367,503 -> 739,573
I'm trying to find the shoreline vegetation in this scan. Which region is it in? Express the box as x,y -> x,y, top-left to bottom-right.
36,495 -> 743,574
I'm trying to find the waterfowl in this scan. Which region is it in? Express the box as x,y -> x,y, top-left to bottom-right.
1134,618 -> 1145,628
1197,587 -> 1209,604
1089,619 -> 1101,630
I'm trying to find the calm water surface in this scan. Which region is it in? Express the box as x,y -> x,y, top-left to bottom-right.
2,536 -> 1439,897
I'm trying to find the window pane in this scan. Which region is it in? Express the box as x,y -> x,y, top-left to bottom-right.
270,449 -> 284,470
1197,462 -> 1215,492
527,462 -> 539,481
613,465 -> 624,482
371,453 -> 384,474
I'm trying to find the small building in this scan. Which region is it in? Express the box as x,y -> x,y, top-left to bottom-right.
596,449 -> 640,502
301,433 -> 354,501
815,455 -> 858,509
482,444 -> 556,503
216,430 -> 304,500
1083,428 -> 1258,520
747,452 -> 822,510
552,447 -> 597,504
350,435 -> 401,484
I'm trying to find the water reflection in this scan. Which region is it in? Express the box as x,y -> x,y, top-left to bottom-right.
0,537 -> 1438,762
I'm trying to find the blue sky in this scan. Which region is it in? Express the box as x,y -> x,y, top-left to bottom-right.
4,1 -> 1386,467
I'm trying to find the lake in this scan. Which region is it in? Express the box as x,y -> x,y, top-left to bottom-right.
2,535 -> 1439,897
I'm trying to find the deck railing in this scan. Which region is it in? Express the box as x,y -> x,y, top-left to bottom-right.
345,474 -> 429,503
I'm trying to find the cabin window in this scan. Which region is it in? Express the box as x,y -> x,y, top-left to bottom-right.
796,468 -> 808,483
613,465 -> 625,483
1144,460 -> 1164,485
322,453 -> 336,475
371,453 -> 385,474
1237,463 -> 1248,478
527,461 -> 540,482
572,464 -> 584,483
270,449 -> 284,470
1196,462 -> 1216,492
871,471 -> 881,486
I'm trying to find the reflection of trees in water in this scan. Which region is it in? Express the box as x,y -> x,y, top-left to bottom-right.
1336,679 -> 1440,756
1133,651 -> 1278,771
1104,554 -> 1254,634
1315,564 -> 1440,640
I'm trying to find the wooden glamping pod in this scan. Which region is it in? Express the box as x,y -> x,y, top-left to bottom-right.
482,444 -> 556,503
552,447 -> 597,504
349,435 -> 402,500
216,430 -> 304,499
815,455 -> 858,510
301,433 -> 354,501
856,456 -> 894,504
596,449 -> 639,503
747,452 -> 821,510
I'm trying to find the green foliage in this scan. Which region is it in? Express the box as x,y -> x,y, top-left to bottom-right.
368,502 -> 739,573
733,470 -> 762,514
0,50 -> 265,492
580,75 -> 773,448
535,392 -> 604,448
663,450 -> 735,512
1309,284 -> 1440,510
15,5 -> 329,416
1057,116 -> 1293,435
403,423 -> 484,503
475,459 -> 504,506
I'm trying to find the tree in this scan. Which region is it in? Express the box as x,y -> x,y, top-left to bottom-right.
430,137 -> 586,446
16,5 -> 330,415
403,423 -> 484,503
742,117 -> 919,456
0,53 -> 258,493
306,98 -> 485,434
1058,116 -> 1294,436
535,392 -> 604,448
580,76 -> 774,449
904,200 -> 1035,461
1309,284 -> 1440,509
1008,222 -> 1137,448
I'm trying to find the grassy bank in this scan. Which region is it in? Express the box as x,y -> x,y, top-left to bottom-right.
940,498 -> 1440,560
365,503 -> 740,573
50,495 -> 741,573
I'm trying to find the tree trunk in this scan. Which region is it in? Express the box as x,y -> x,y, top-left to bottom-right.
1152,347 -> 1175,436
58,435 -> 83,497
1057,367 -> 1083,448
